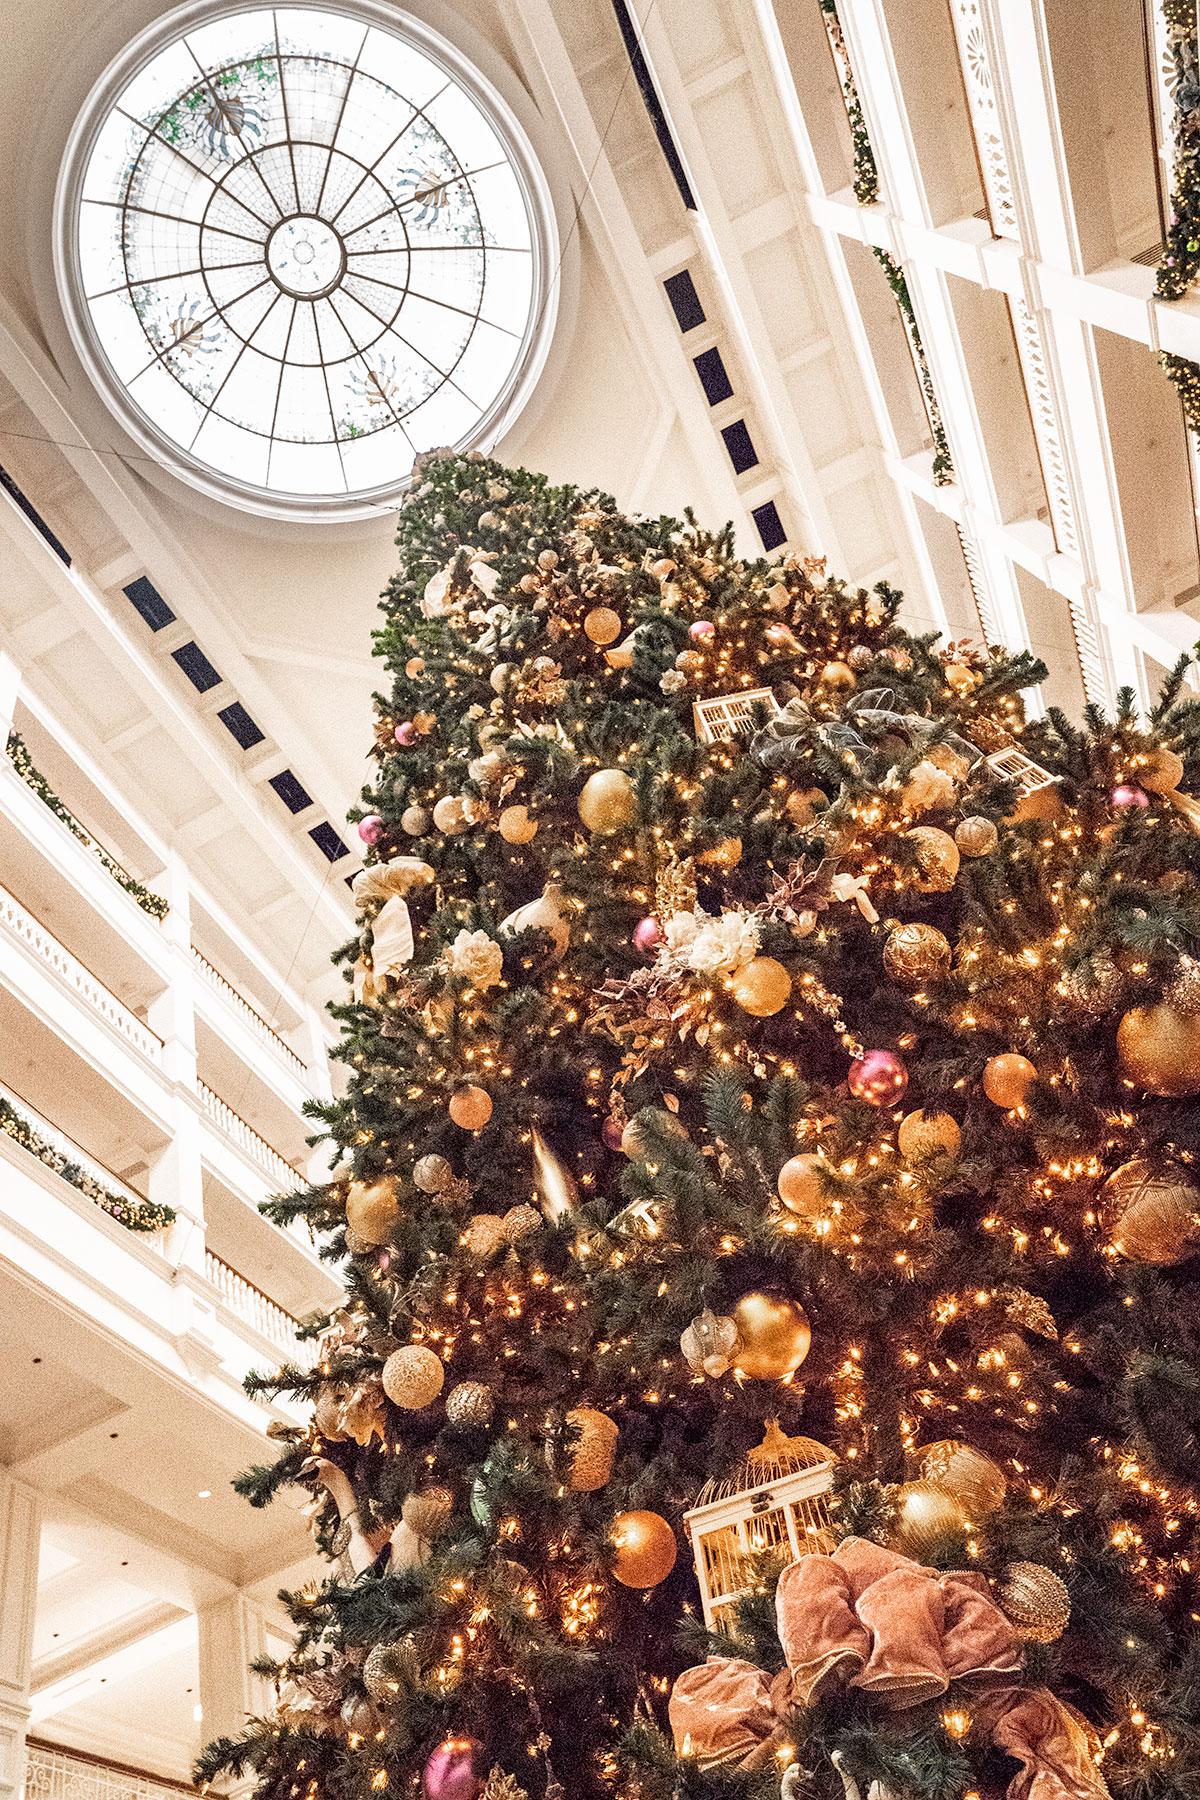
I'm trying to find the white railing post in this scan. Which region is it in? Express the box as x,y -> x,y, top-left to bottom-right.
0,1472 -> 41,1800
147,858 -> 205,1274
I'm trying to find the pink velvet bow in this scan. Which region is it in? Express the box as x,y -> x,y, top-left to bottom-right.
669,1538 -> 1109,1799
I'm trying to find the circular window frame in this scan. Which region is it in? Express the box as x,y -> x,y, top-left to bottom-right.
52,0 -> 560,523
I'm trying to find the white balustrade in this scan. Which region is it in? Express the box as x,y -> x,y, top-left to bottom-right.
196,1080 -> 301,1192
191,947 -> 307,1075
204,1249 -> 317,1366
25,1742 -> 194,1800
0,879 -> 161,1060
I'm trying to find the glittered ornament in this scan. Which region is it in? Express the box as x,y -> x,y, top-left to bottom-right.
381,1345 -> 444,1410
601,1115 -> 625,1151
1139,747 -> 1185,795
363,1639 -> 419,1705
680,1308 -> 741,1376
697,836 -> 742,869
503,1202 -> 542,1242
578,768 -> 636,832
1170,955 -> 1200,1017
402,805 -> 432,837
982,1053 -> 1037,1108
414,1154 -> 454,1193
565,1406 -> 619,1490
423,1737 -> 488,1800
1060,955 -> 1122,1016
449,1086 -> 493,1130
821,660 -> 855,690
995,1562 -> 1071,1643
848,645 -> 874,671
498,805 -> 537,844
1117,1001 -> 1200,1096
447,1380 -> 494,1427
433,795 -> 469,834
1111,784 -> 1149,809
848,1050 -> 908,1105
731,1292 -> 811,1379
344,1228 -> 376,1257
905,826 -> 960,892
1100,1158 -> 1200,1264
357,815 -> 383,845
897,1110 -> 961,1160
912,1441 -> 1007,1514
730,955 -> 791,1016
402,1487 -> 453,1539
610,1510 -> 677,1587
633,916 -> 663,952
464,1214 -> 508,1258
345,1177 -> 402,1244
777,1153 -> 831,1217
955,815 -> 998,857
786,787 -> 827,827
584,606 -> 621,645
889,1480 -> 970,1557
883,923 -> 951,987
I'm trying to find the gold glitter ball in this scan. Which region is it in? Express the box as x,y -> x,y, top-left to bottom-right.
995,1562 -> 1071,1642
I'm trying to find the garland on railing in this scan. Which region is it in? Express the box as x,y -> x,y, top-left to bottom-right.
0,1095 -> 175,1232
6,731 -> 169,918
1155,2 -> 1200,426
872,248 -> 956,485
819,0 -> 879,204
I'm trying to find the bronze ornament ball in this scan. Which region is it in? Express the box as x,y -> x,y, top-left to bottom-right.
565,1406 -> 619,1491
498,804 -> 538,844
982,1053 -> 1037,1109
446,1380 -> 494,1427
401,804 -> 432,837
345,1177 -> 402,1244
731,1292 -> 811,1379
905,826 -> 960,892
697,836 -> 743,869
912,1440 -> 1007,1514
1139,747 -> 1185,795
1100,1158 -> 1200,1264
1117,1002 -> 1200,1097
882,922 -> 951,987
578,768 -> 636,833
888,1480 -> 971,1558
610,1510 -> 677,1587
730,955 -> 792,1016
503,1202 -> 542,1242
584,606 -> 622,645
381,1345 -> 445,1410
777,1152 -> 831,1217
463,1214 -> 508,1258
897,1110 -> 961,1161
821,660 -> 856,690
433,795 -> 469,835
414,1154 -> 454,1193
448,1086 -> 493,1131
955,815 -> 999,858
995,1562 -> 1071,1643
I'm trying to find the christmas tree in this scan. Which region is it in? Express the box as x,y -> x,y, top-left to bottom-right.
198,451 -> 1200,1800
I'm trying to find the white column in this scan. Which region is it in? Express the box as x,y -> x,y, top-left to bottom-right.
0,1474 -> 41,1800
197,1594 -> 276,1778
0,651 -> 19,738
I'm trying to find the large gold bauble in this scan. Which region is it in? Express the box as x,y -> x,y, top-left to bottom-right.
955,815 -> 999,858
777,1153 -> 831,1217
821,660 -> 856,691
584,606 -> 622,645
982,1053 -> 1037,1109
897,1110 -> 961,1161
1139,747 -> 1185,795
730,956 -> 792,1017
449,1086 -> 493,1131
944,661 -> 981,696
912,1441 -> 1007,1514
345,1177 -> 402,1244
610,1510 -> 677,1587
905,826 -> 960,892
498,804 -> 538,845
1117,1002 -> 1200,1097
565,1406 -> 619,1491
433,795 -> 469,835
1100,1158 -> 1200,1264
995,1561 -> 1071,1643
883,923 -> 951,987
578,769 -> 636,833
731,1292 -> 811,1379
381,1345 -> 445,1410
889,1480 -> 970,1558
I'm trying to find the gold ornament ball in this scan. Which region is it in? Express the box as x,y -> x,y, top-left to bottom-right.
362,1639 -> 419,1705
912,1440 -> 1007,1514
446,1380 -> 495,1427
905,826 -> 960,892
345,1177 -> 402,1245
889,1480 -> 971,1558
697,836 -> 743,869
433,795 -> 469,835
730,956 -> 792,1017
401,805 -> 432,837
1117,1002 -> 1200,1097
381,1345 -> 445,1411
1140,747 -> 1185,795
945,661 -> 980,695
1100,1158 -> 1200,1264
503,1202 -> 542,1242
786,786 -> 827,828
498,804 -> 538,845
996,1562 -> 1071,1643
983,1053 -> 1037,1109
777,1152 -> 831,1217
405,656 -> 425,678
883,923 -> 951,987
821,660 -> 856,691
341,1694 -> 379,1736
610,1510 -> 677,1588
566,1406 -> 619,1491
584,606 -> 622,646
897,1110 -> 961,1161
620,1108 -> 687,1158
578,769 -> 636,833
449,1086 -> 493,1131
731,1292 -> 811,1380
402,1486 -> 453,1539
955,815 -> 999,858
464,1213 -> 508,1258
414,1153 -> 454,1193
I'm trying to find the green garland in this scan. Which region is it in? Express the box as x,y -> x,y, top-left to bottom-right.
6,731 -> 169,918
820,0 -> 880,205
872,249 -> 956,485
1154,3 -> 1200,424
0,1095 -> 175,1232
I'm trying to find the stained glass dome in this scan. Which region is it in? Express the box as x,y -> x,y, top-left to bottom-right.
55,4 -> 555,519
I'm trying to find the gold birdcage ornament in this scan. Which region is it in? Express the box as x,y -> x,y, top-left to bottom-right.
683,1421 -> 836,1628
692,688 -> 783,743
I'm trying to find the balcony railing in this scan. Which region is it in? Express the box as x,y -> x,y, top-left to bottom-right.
196,1080 -> 301,1193
0,878 -> 163,1061
0,1079 -> 173,1235
25,1741 -> 195,1800
191,947 -> 307,1075
205,1249 -> 317,1366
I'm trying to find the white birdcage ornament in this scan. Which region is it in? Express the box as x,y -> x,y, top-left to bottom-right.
683,1421 -> 836,1629
693,688 -> 783,743
984,746 -> 1058,811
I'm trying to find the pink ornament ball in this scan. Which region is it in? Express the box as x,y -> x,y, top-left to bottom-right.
422,1738 -> 486,1800
357,814 -> 383,845
848,1050 -> 908,1106
633,916 -> 663,952
1111,784 -> 1149,809
602,1115 -> 625,1151
394,722 -> 418,747
689,619 -> 715,641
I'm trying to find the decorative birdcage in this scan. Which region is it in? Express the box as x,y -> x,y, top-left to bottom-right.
984,746 -> 1059,816
692,688 -> 783,743
683,1421 -> 836,1628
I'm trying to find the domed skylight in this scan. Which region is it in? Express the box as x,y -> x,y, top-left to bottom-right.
56,4 -> 554,519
